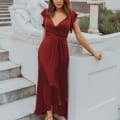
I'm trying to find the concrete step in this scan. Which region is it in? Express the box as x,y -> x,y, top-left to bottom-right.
0,17 -> 10,22
0,0 -> 13,2
0,0 -> 13,1
0,61 -> 21,81
0,3 -> 12,5
0,1 -> 12,2
0,49 -> 9,61
0,14 -> 10,17
0,8 -> 8,11
18,114 -> 58,120
0,11 -> 9,14
0,21 -> 11,26
0,0 -> 12,2
0,77 -> 35,105
0,4 -> 11,7
0,2 -> 12,4
18,114 -> 43,120
0,96 -> 36,120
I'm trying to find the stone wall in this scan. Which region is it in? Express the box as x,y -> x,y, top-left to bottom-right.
71,2 -> 90,13
45,1 -> 104,13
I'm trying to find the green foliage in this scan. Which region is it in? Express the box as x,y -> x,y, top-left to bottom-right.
79,16 -> 89,32
99,8 -> 120,34
79,8 -> 120,34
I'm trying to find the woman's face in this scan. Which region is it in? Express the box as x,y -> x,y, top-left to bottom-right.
52,0 -> 64,9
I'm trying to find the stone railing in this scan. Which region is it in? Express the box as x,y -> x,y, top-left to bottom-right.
9,0 -> 47,40
68,33 -> 120,120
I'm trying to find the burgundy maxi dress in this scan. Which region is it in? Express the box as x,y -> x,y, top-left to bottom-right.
34,8 -> 77,119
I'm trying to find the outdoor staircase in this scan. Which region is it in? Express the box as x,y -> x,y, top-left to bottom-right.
0,0 -> 13,26
0,48 -> 43,120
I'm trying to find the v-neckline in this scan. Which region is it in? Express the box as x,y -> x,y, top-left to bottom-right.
50,16 -> 68,27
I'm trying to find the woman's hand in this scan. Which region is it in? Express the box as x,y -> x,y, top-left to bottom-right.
93,51 -> 102,60
72,20 -> 102,61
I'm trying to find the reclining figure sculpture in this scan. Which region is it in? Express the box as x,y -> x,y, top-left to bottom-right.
9,0 -> 47,39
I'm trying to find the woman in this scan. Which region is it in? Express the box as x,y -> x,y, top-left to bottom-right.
34,0 -> 102,120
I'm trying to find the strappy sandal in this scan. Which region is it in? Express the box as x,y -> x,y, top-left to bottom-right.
45,115 -> 53,120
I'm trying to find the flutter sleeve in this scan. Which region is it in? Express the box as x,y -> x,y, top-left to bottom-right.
41,9 -> 46,27
70,10 -> 78,32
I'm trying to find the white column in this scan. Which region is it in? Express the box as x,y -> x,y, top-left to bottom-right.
87,0 -> 103,34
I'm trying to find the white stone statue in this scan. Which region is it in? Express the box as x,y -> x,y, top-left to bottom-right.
9,0 -> 48,39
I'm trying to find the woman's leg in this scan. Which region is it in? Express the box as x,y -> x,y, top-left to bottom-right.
45,106 -> 53,120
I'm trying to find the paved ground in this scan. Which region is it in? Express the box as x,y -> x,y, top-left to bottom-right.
0,26 -> 13,37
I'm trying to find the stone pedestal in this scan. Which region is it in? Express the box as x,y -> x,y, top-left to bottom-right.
87,0 -> 103,34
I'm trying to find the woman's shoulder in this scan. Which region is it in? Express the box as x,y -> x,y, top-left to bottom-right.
41,8 -> 48,17
69,9 -> 77,22
69,9 -> 78,32
70,9 -> 77,17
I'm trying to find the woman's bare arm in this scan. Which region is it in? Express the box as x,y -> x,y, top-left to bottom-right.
73,19 -> 102,60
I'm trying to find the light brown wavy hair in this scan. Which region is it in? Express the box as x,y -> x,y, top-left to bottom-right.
48,0 -> 72,17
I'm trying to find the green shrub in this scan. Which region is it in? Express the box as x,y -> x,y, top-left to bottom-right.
79,16 -> 89,32
98,8 -> 120,34
99,21 -> 117,34
79,8 -> 120,34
